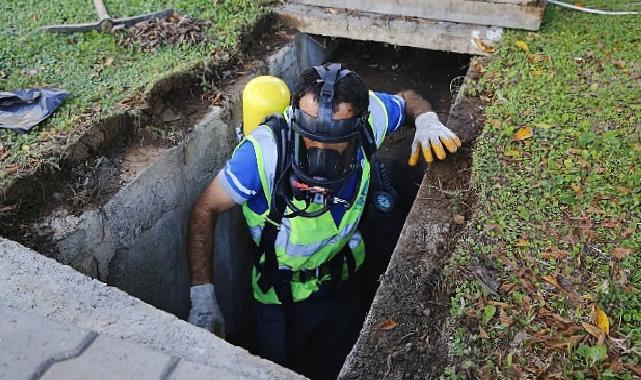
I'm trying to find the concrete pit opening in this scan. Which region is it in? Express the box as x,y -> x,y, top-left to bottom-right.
1,27 -> 484,378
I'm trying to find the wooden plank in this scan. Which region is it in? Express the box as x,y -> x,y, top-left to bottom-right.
276,4 -> 504,56
291,0 -> 546,31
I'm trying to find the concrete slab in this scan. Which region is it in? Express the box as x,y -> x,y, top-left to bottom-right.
0,307 -> 96,380
0,239 -> 304,379
292,0 -> 545,30
276,4 -> 504,56
168,360 -> 242,380
41,335 -> 173,380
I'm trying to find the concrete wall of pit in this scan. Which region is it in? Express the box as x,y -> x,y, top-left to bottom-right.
0,238 -> 303,379
28,33 -> 337,347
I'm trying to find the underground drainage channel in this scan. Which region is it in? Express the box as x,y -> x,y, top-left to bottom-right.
1,30 -> 484,378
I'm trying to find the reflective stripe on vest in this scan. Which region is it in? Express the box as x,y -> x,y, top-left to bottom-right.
242,92 -> 390,304
368,91 -> 389,148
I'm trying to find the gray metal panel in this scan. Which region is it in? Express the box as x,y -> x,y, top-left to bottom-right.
291,0 -> 545,30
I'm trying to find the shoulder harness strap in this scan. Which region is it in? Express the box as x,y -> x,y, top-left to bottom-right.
254,114 -> 294,304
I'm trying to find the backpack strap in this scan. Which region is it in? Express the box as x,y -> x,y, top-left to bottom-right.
357,116 -> 378,161
253,114 -> 294,304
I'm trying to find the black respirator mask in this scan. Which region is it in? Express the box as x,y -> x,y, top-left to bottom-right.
290,64 -> 368,194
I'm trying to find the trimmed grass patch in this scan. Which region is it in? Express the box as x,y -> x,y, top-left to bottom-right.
446,1 -> 641,378
0,0 -> 267,188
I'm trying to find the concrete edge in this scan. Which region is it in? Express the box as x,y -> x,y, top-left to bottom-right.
276,4 -> 504,56
0,238 -> 305,380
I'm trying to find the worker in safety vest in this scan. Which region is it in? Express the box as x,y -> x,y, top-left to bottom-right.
186,63 -> 460,379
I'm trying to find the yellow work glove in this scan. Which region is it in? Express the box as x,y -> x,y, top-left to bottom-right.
408,111 -> 461,166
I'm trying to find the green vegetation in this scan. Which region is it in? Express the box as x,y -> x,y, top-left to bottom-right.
0,0 -> 267,187
446,1 -> 641,378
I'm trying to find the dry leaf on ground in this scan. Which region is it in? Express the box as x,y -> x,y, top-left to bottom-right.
512,127 -> 533,142
479,325 -> 489,339
582,321 -> 605,339
379,319 -> 398,330
515,40 -> 529,52
489,119 -> 501,129
528,54 -> 552,63
515,239 -> 529,247
617,186 -> 631,194
595,306 -> 609,335
612,247 -> 632,260
473,39 -> 495,54
511,330 -> 530,346
499,307 -> 513,327
629,366 -> 641,376
5,164 -> 19,174
543,248 -> 568,259
541,274 -> 559,288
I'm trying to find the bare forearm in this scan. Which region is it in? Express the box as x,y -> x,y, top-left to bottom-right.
187,206 -> 217,286
397,90 -> 432,123
186,175 -> 237,286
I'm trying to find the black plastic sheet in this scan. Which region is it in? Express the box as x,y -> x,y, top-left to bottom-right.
0,88 -> 69,133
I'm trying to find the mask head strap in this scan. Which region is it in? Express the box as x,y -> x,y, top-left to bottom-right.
312,63 -> 352,135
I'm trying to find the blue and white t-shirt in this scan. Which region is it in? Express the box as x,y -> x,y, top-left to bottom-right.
219,91 -> 406,225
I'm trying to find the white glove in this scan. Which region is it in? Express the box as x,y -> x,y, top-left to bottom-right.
187,284 -> 225,338
408,111 -> 461,166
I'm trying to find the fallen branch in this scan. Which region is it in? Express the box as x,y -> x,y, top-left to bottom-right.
40,9 -> 175,33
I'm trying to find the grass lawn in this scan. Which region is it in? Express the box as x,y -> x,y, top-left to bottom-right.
445,1 -> 641,378
0,0 -> 267,189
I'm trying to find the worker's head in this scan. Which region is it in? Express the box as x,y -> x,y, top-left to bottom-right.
291,63 -> 369,188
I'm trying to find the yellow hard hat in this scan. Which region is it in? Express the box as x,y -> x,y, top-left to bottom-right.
242,76 -> 291,136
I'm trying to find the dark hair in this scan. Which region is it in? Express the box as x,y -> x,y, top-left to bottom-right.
292,63 -> 369,117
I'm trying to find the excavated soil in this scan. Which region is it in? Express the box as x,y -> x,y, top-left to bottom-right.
343,151 -> 476,380
339,53 -> 487,379
0,15 -> 293,253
